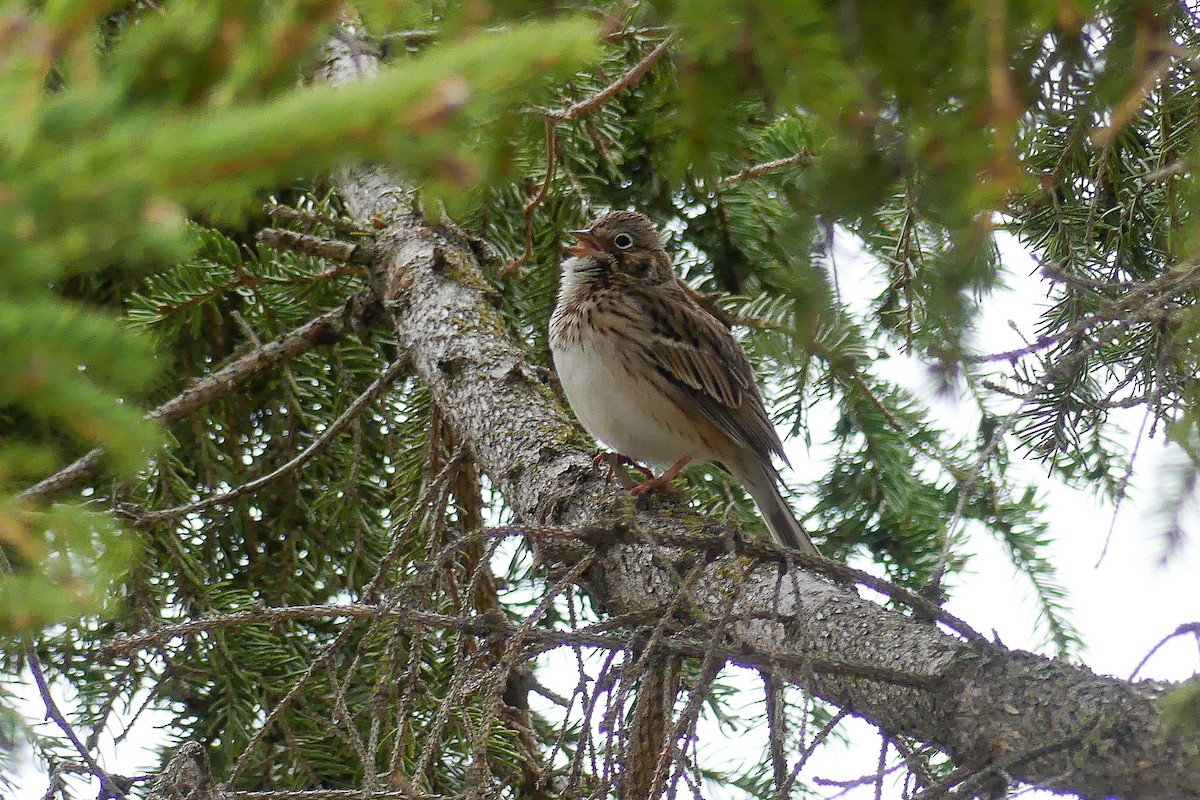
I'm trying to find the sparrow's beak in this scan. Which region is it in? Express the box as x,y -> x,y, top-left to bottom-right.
567,228 -> 603,257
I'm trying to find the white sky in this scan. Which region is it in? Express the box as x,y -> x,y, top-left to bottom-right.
8,232 -> 1199,799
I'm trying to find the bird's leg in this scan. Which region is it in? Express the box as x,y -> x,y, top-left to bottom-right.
629,456 -> 691,497
594,451 -> 654,488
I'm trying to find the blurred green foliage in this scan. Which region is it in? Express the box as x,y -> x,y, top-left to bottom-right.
0,0 -> 596,633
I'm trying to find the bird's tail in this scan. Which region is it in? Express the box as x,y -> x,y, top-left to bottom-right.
735,459 -> 821,557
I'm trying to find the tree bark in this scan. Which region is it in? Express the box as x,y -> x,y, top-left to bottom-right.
320,26 -> 1200,800
146,743 -> 222,800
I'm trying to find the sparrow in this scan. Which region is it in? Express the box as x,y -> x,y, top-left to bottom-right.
548,210 -> 820,556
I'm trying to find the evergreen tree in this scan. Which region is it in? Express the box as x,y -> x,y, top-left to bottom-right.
2,1 -> 1198,798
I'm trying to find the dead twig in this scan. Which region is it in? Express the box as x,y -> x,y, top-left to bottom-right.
257,227 -> 386,264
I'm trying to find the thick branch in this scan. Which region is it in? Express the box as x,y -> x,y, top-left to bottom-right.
321,29 -> 1200,800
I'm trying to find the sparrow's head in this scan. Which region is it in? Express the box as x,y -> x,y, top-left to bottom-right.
566,211 -> 672,283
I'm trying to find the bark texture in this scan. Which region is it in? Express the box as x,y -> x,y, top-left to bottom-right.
146,744 -> 222,800
319,28 -> 1200,799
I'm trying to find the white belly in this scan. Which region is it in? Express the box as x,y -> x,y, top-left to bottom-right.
552,330 -> 705,470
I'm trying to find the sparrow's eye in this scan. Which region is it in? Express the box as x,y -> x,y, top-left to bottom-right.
613,232 -> 634,249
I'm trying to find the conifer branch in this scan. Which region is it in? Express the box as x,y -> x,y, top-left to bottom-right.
19,292 -> 381,502
223,448 -> 466,788
539,34 -> 677,122
716,151 -> 814,188
263,202 -> 365,234
124,358 -> 406,525
969,262 -> 1198,364
18,4 -> 1200,798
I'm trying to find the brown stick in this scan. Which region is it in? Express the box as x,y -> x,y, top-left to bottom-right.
257,227 -> 386,264
717,151 -> 814,188
539,34 -> 677,122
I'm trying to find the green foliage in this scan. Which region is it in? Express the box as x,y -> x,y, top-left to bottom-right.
5,0 -> 1199,798
1160,674 -> 1200,735
0,0 -> 597,633
1005,1 -> 1200,493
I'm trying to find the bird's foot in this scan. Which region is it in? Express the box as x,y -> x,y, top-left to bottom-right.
593,451 -> 653,487
629,474 -> 684,497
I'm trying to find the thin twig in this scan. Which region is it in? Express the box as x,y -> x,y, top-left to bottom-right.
774,709 -> 848,799
263,202 -> 364,234
968,262 -> 1200,364
223,450 -> 465,787
716,151 -> 814,189
20,292 -> 379,502
539,34 -> 677,122
1095,405 -> 1151,568
257,227 -> 386,264
25,643 -> 133,799
763,672 -> 788,793
230,310 -> 263,347
927,262 -> 1200,593
814,760 -> 907,797
1129,622 -> 1200,680
127,358 -> 407,525
501,121 -> 558,277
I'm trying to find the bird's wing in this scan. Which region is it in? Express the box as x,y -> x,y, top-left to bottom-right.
631,285 -> 789,466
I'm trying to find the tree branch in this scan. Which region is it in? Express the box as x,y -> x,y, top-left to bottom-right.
538,34 -> 677,122
256,227 -> 385,264
19,291 -> 379,503
716,151 -> 814,188
125,357 -> 406,526
25,643 -> 136,799
312,26 -> 1200,800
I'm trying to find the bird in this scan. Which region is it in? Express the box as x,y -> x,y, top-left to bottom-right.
548,210 -> 820,557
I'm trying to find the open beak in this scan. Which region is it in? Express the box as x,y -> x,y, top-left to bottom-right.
567,228 -> 603,257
